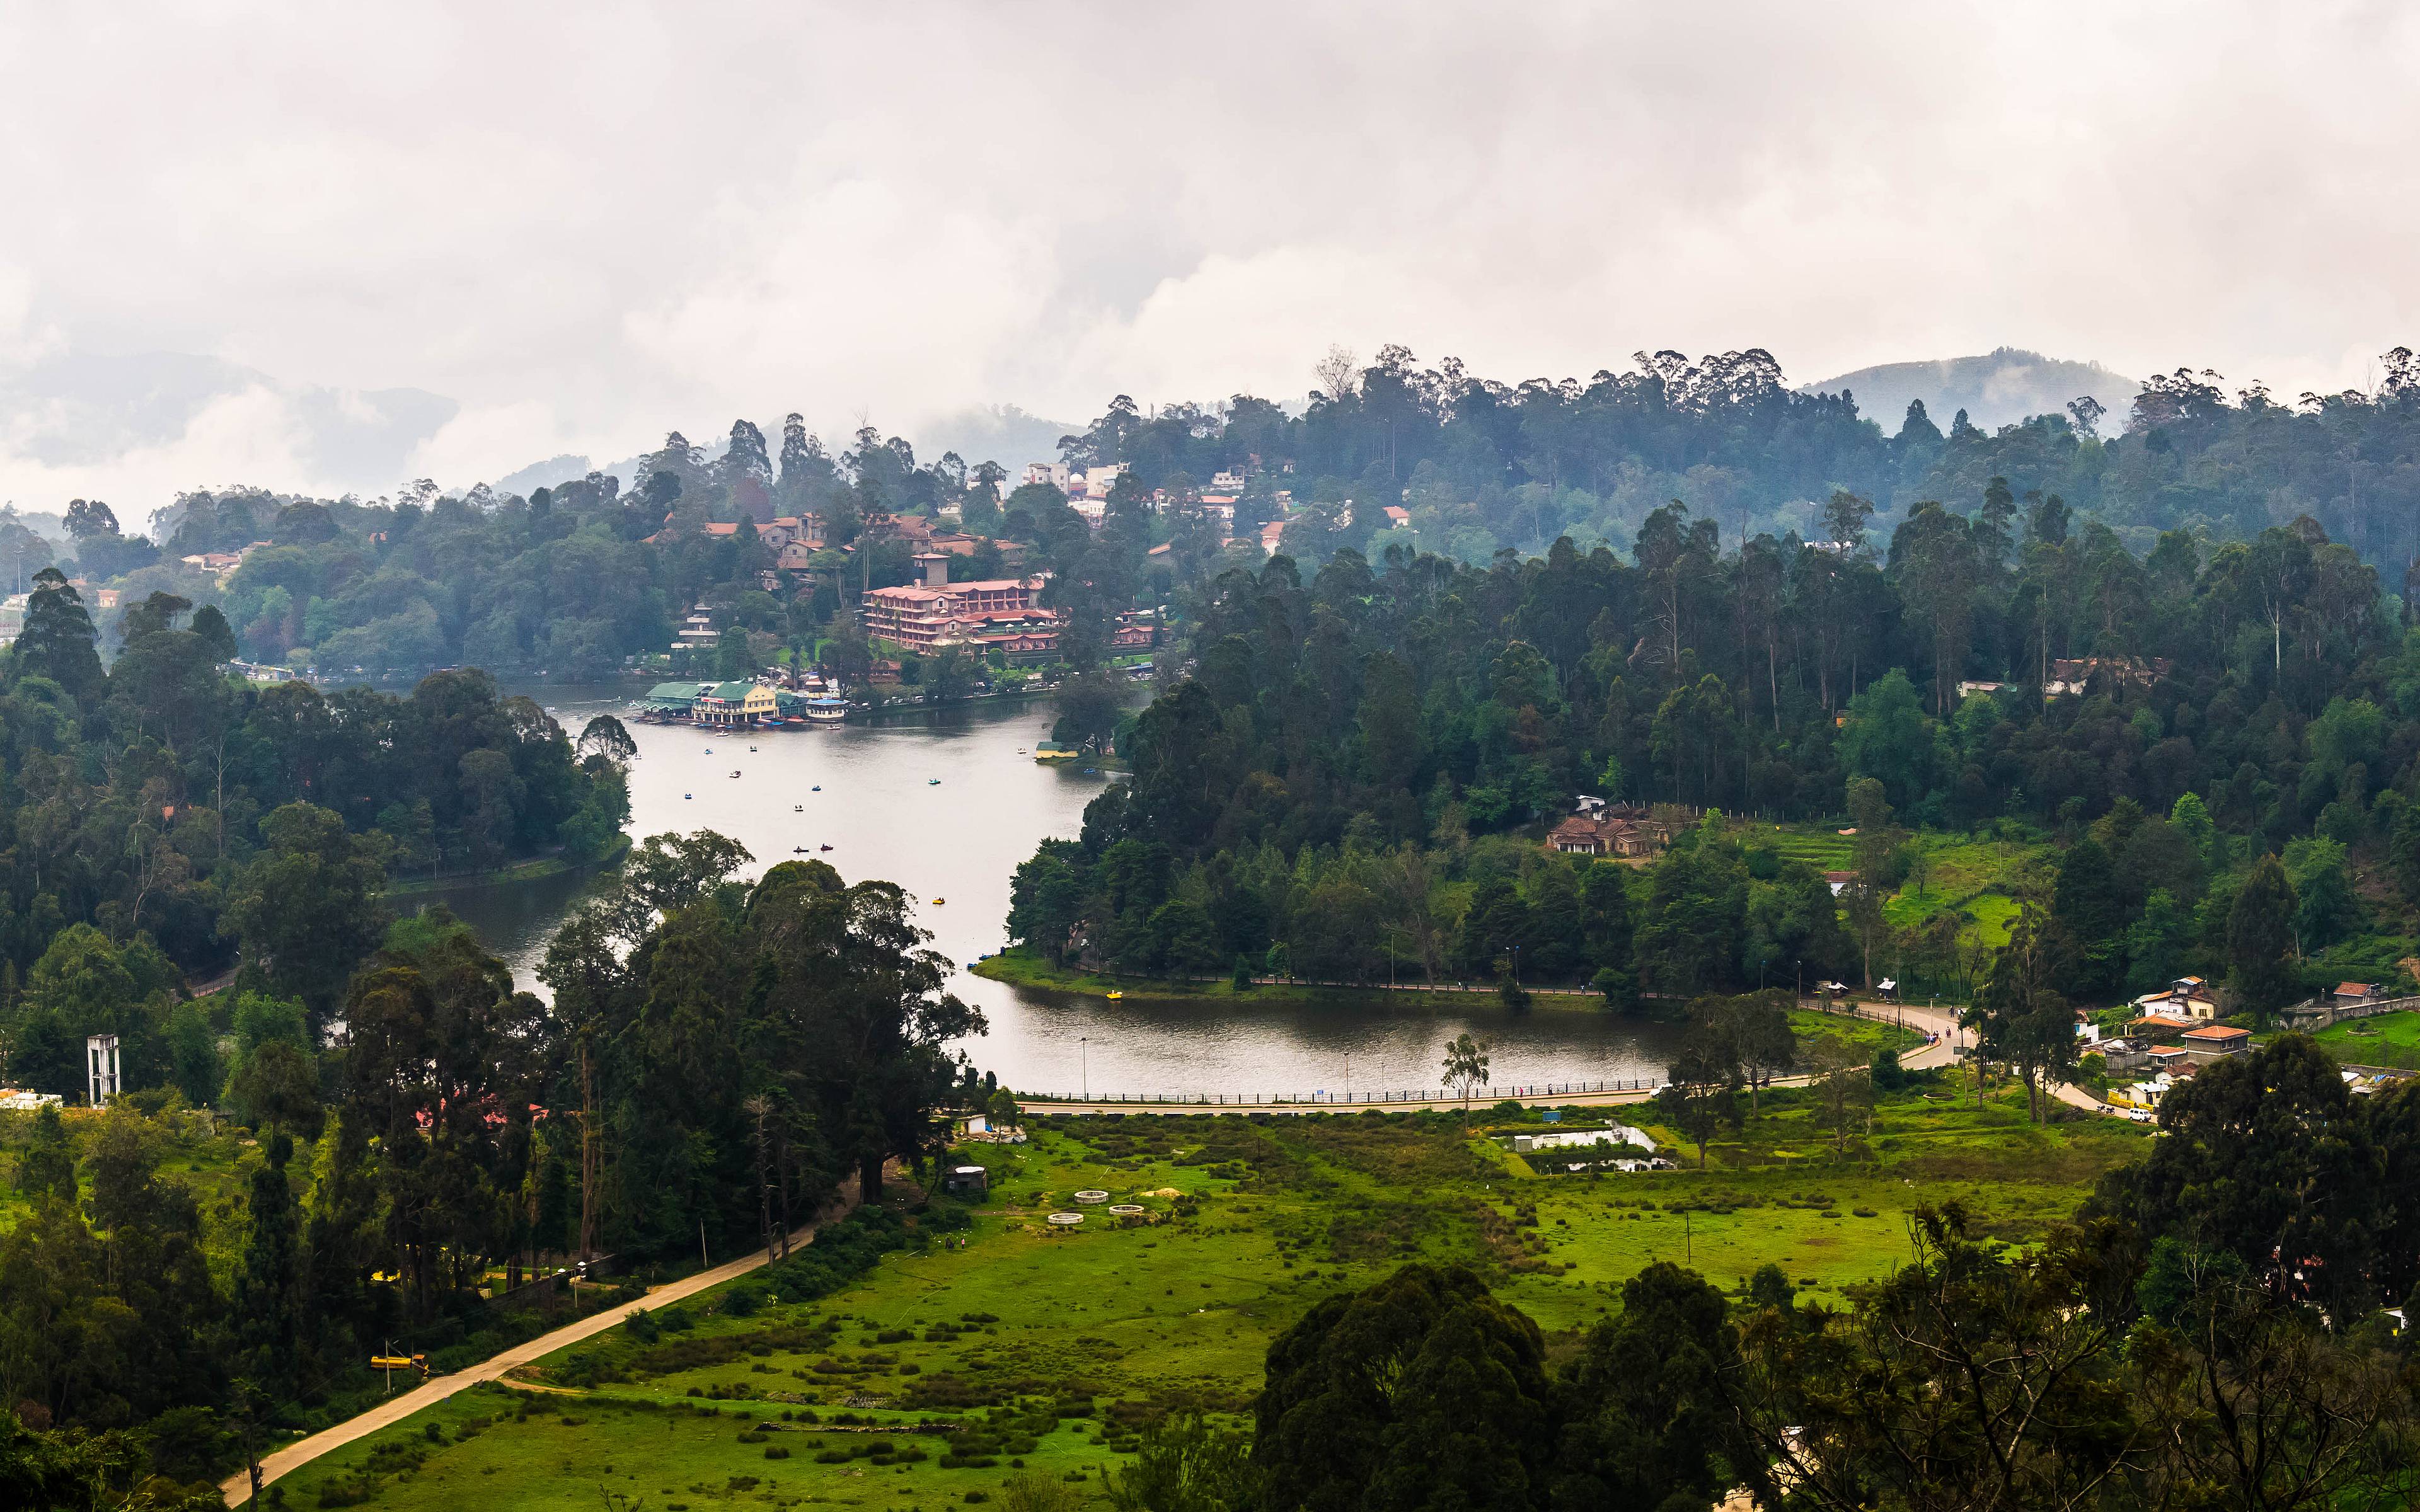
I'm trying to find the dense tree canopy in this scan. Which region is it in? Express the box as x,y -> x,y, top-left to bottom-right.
0,587 -> 627,1094
1010,466 -> 2420,1004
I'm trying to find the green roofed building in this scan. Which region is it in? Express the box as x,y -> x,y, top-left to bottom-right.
698,681 -> 779,728
639,681 -> 710,718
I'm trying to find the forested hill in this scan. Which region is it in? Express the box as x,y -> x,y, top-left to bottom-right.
1010,495 -> 2415,1002
26,343 -> 2420,680
0,574 -> 633,1096
1040,343 -> 2420,568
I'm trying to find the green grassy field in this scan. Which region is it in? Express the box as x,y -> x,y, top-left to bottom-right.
1788,1007 -> 1923,1056
2313,1009 -> 2420,1069
1744,819 -> 2045,953
274,1084 -> 2144,1511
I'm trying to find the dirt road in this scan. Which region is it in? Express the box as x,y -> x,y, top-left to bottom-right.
220,1181 -> 861,1506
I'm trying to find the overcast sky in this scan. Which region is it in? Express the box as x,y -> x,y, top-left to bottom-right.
3,1 -> 2416,510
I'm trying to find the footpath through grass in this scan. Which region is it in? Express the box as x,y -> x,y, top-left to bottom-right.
271,1084 -> 2143,1510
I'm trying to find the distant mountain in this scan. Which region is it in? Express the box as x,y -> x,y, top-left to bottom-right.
1801,348 -> 2140,435
0,350 -> 458,496
911,404 -> 1076,469
492,454 -> 595,496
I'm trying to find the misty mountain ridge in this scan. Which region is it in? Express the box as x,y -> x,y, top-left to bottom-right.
0,350 -> 458,496
1802,348 -> 2140,435
487,404 -> 1076,501
6,345 -> 2145,513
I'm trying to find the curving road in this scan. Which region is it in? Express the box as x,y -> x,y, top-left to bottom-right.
221,1177 -> 865,1507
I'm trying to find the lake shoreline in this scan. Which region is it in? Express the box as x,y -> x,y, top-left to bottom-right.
384,833 -> 631,899
971,947 -> 1628,1014
970,950 -> 1928,1053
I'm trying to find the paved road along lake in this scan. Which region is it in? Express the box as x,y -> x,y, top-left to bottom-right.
425,684 -> 1686,1098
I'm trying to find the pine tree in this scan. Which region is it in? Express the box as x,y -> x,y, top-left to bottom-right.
2227,852 -> 2301,1019
2050,838 -> 2124,998
1582,862 -> 1637,1011
8,567 -> 102,696
237,1134 -> 304,1395
14,1104 -> 76,1203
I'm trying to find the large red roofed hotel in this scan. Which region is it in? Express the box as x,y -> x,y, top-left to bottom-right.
861,573 -> 1053,651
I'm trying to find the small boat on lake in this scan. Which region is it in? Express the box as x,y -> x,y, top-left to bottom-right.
928,777 -> 941,785
819,843 -> 833,851
1106,990 -> 1124,1000
931,898 -> 945,905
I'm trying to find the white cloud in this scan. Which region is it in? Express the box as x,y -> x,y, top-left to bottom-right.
1,1 -> 2416,507
0,385 -> 313,523
405,400 -> 577,489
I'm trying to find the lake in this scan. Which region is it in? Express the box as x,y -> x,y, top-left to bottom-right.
423,682 -> 1686,1097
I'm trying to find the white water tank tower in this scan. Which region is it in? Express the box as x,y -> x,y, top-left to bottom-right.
86,1034 -> 120,1107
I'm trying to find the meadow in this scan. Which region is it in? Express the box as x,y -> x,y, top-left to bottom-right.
2313,1008 -> 2420,1070
268,1080 -> 2146,1511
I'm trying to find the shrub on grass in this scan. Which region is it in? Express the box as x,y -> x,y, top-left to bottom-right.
721,1285 -> 766,1318
763,1208 -> 911,1302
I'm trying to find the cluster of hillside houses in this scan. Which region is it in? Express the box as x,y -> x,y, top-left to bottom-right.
1543,797 -> 1673,857
657,502 -> 1160,665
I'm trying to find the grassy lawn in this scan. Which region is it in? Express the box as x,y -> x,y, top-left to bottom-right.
2313,1009 -> 2420,1070
1789,1008 -> 1922,1057
276,1085 -> 2144,1511
1738,820 -> 2047,955
1881,834 -> 2045,945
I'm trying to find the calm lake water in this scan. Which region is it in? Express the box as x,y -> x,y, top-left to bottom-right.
421,682 -> 1685,1097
